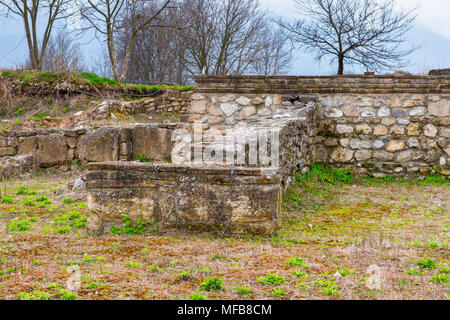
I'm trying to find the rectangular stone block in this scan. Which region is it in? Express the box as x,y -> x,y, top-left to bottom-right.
85,162 -> 282,235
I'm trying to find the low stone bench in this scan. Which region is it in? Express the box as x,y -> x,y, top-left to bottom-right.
85,162 -> 282,235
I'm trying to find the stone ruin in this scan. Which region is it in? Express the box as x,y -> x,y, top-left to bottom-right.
1,74 -> 449,235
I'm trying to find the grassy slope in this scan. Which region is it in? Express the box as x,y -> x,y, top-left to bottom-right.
0,70 -> 196,92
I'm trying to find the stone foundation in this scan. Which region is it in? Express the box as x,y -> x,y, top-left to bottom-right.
0,123 -> 178,168
85,162 -> 282,235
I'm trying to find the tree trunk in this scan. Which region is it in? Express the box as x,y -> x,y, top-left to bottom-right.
337,53 -> 344,75
119,33 -> 137,83
107,26 -> 120,82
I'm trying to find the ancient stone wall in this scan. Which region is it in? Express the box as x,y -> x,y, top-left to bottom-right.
172,93 -> 317,188
0,124 -> 177,170
315,93 -> 449,177
194,75 -> 450,177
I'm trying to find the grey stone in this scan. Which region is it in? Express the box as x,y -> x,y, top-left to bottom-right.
373,140 -> 384,149
324,108 -> 343,118
392,109 -> 407,118
360,107 -> 377,118
220,103 -> 239,116
377,107 -> 391,117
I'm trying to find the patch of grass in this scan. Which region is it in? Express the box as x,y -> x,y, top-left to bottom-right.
134,154 -> 153,163
296,163 -> 353,185
86,281 -> 104,289
187,290 -> 209,300
257,273 -> 286,286
47,283 -> 62,290
35,195 -> 51,204
62,198 -> 74,204
1,197 -> 14,204
53,211 -> 87,230
21,196 -> 35,206
58,290 -> 78,300
417,258 -> 437,270
195,267 -> 212,275
286,257 -> 310,269
406,268 -> 421,276
176,270 -> 193,281
200,277 -> 224,291
430,273 -> 449,285
17,290 -> 52,300
16,186 -> 37,195
315,280 -> 339,296
291,270 -> 307,278
7,218 -> 33,232
32,260 -> 45,266
30,112 -> 52,120
147,265 -> 160,273
235,284 -> 253,295
270,288 -> 286,297
125,261 -> 141,268
337,268 -> 357,277
110,216 -> 147,235
210,253 -> 227,260
79,72 -> 120,86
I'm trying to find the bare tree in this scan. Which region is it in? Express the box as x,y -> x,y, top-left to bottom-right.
43,30 -> 84,72
251,26 -> 293,76
277,0 -> 418,74
0,0 -> 71,70
117,3 -> 187,83
182,0 -> 268,76
117,0 -> 293,83
78,0 -> 175,82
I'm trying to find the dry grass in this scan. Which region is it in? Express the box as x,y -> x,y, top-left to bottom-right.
0,172 -> 448,300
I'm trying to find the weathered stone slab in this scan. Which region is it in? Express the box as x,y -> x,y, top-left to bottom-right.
85,162 -> 282,235
131,126 -> 173,161
36,135 -> 68,167
77,128 -> 119,163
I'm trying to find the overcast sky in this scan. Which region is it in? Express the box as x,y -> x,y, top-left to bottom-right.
260,0 -> 450,74
261,0 -> 450,39
0,0 -> 449,75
